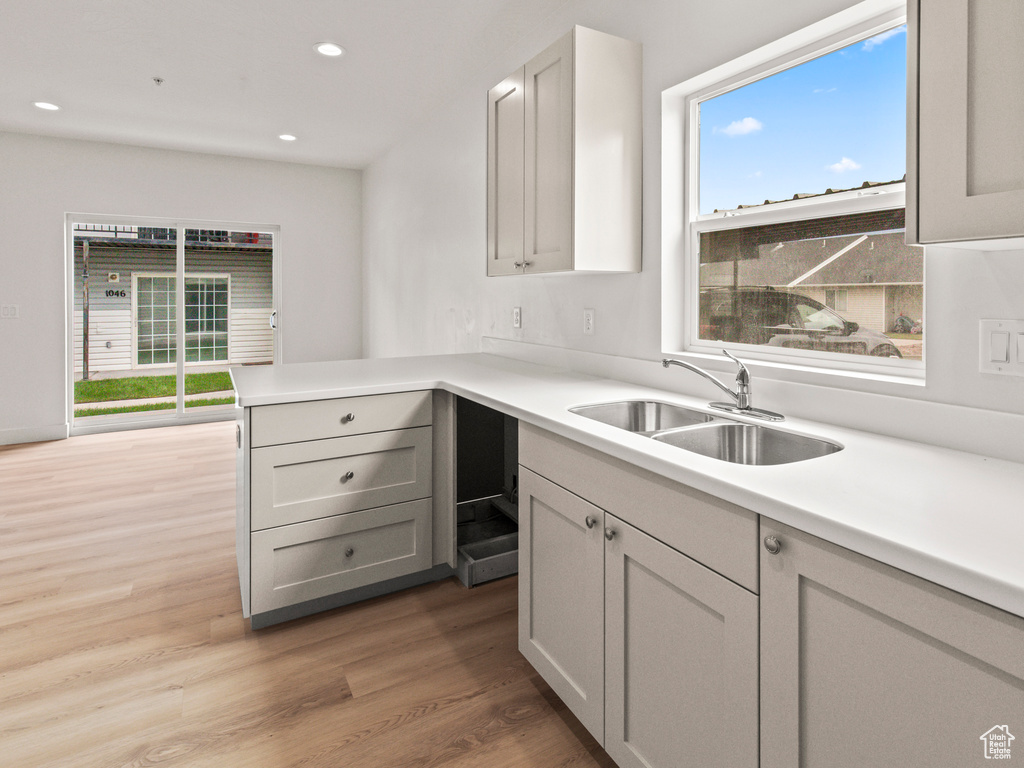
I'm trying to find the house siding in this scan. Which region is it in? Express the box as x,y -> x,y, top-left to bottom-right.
73,245 -> 272,374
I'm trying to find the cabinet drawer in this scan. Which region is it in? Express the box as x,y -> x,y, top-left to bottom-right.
519,423 -> 758,593
250,390 -> 432,447
251,498 -> 432,614
251,427 -> 432,530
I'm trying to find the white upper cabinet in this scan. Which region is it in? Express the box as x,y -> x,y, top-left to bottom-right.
486,69 -> 526,276
487,26 -> 642,275
909,0 -> 1024,246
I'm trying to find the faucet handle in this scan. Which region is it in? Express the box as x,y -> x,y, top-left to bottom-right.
722,350 -> 749,385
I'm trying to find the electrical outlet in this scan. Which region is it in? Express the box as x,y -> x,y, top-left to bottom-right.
583,308 -> 595,335
513,307 -> 522,329
0,304 -> 20,320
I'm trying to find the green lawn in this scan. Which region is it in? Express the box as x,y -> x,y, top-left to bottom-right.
887,333 -> 923,341
75,372 -> 234,404
74,396 -> 236,417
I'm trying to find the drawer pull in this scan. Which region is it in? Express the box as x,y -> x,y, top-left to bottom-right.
585,515 -> 597,529
341,412 -> 356,423
340,471 -> 355,483
345,547 -> 355,558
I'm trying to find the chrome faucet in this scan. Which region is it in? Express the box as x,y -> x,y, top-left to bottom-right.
662,351 -> 784,422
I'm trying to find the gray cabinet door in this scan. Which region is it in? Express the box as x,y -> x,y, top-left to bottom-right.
486,67 -> 526,276
518,467 -> 605,742
605,514 -> 758,768
911,0 -> 1024,243
523,31 -> 574,274
761,519 -> 1024,767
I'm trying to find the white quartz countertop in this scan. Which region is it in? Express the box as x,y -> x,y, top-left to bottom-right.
231,353 -> 1024,619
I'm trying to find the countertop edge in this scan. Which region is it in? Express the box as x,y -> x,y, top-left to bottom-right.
231,355 -> 1024,620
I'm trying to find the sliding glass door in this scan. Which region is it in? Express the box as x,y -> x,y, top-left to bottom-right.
69,217 -> 277,433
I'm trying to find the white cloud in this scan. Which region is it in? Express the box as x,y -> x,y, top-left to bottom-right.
826,157 -> 862,173
720,117 -> 763,136
862,25 -> 906,51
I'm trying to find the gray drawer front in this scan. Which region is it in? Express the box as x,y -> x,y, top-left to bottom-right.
251,498 -> 432,614
250,390 -> 432,447
251,427 -> 432,530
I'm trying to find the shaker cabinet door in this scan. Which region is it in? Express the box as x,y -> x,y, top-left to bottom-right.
487,67 -> 525,276
518,467 -> 606,741
760,519 -> 1024,767
912,0 -> 1024,243
522,31 -> 574,273
604,515 -> 758,768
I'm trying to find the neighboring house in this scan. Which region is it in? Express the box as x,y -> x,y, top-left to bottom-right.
701,231 -> 923,335
73,225 -> 273,377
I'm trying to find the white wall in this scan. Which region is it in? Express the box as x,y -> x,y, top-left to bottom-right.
0,131 -> 362,443
363,0 -> 1024,443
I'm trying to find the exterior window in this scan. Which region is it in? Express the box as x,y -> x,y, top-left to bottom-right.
825,289 -> 848,312
667,0 -> 924,373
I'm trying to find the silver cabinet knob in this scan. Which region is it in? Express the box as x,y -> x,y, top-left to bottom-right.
345,547 -> 354,558
763,535 -> 782,555
341,412 -> 356,423
341,471 -> 355,482
585,515 -> 597,529
604,527 -> 616,541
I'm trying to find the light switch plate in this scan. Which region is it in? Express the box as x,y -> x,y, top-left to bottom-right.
979,319 -> 1024,376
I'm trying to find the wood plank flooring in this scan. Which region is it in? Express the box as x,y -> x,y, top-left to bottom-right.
0,422 -> 615,768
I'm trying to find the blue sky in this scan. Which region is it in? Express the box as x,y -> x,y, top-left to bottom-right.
699,26 -> 907,214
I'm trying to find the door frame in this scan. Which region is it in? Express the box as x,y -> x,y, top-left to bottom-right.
66,213 -> 281,435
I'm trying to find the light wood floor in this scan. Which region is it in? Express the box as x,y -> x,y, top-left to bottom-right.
0,422 -> 614,768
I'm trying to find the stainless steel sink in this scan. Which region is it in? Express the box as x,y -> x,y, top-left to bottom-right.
652,423 -> 842,465
569,400 -> 715,434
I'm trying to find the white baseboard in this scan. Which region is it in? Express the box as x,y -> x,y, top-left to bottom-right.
0,423 -> 69,446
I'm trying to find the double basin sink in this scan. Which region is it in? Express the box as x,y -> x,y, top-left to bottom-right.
569,400 -> 842,465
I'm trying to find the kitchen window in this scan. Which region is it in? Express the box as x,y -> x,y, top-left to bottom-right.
662,0 -> 923,378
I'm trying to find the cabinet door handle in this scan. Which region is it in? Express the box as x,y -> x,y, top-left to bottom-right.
341,471 -> 355,483
585,515 -> 597,529
763,535 -> 782,555
341,412 -> 356,423
604,527 -> 616,541
513,260 -> 533,270
345,547 -> 355,558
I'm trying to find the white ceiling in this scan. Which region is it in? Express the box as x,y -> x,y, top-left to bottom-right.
0,0 -> 568,168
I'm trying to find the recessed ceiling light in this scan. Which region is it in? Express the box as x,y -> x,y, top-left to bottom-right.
315,42 -> 345,57
34,101 -> 61,111
279,134 -> 297,142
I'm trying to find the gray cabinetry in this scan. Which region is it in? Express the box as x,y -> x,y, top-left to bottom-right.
519,424 -> 759,766
486,26 -> 642,275
238,390 -> 435,625
518,467 -> 605,736
909,0 -> 1024,245
760,518 -> 1024,767
605,515 -> 758,768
